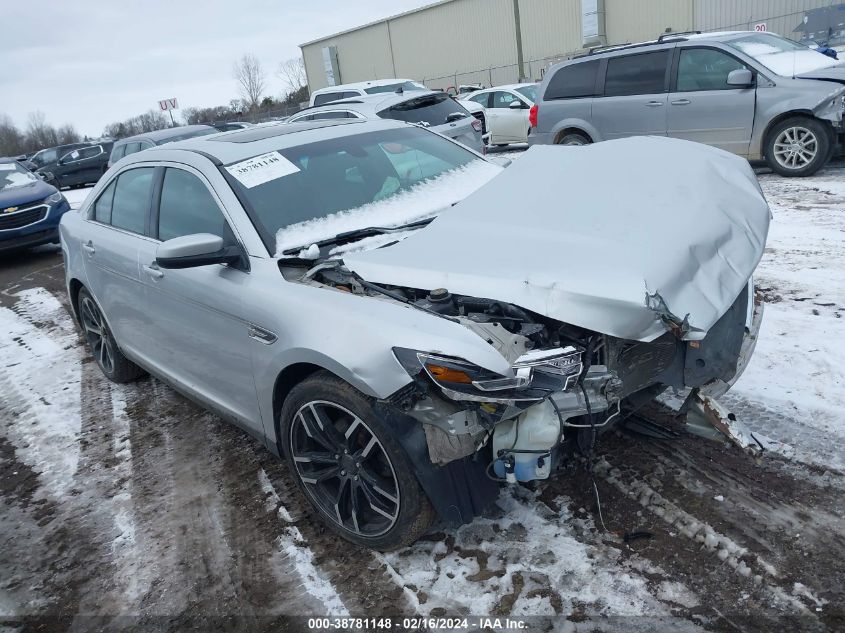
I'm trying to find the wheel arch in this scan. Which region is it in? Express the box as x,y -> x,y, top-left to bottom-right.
68,277 -> 84,324
553,126 -> 594,144
761,110 -> 831,158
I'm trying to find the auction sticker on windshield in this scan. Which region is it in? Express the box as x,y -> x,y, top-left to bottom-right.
225,151 -> 299,188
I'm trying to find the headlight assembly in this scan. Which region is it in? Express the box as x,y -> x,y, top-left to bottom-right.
46,191 -> 64,205
393,346 -> 582,405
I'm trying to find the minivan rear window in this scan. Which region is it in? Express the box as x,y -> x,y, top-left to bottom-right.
604,50 -> 669,96
544,60 -> 600,100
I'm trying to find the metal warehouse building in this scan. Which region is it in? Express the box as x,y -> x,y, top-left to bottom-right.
301,0 -> 845,92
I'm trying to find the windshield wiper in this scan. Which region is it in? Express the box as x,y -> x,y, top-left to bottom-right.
282,217 -> 435,256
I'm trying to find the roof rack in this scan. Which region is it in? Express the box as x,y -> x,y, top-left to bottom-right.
585,42 -> 631,55
657,30 -> 701,41
573,31 -> 700,59
294,99 -> 366,114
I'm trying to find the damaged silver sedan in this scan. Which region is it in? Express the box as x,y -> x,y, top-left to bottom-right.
60,119 -> 769,549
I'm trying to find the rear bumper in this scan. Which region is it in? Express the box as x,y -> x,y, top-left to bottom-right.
527,130 -> 552,146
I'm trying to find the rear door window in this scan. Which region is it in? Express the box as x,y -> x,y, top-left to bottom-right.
110,144 -> 127,162
603,50 -> 670,96
314,92 -> 344,106
157,168 -> 234,242
467,92 -> 491,107
71,146 -> 102,161
544,60 -> 600,100
491,91 -> 523,109
311,111 -> 353,120
110,167 -> 154,234
123,142 -> 143,156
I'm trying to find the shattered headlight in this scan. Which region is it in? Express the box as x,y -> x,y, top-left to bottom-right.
393,347 -> 582,404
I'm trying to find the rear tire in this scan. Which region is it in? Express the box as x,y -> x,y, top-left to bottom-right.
77,287 -> 146,383
557,132 -> 591,146
279,371 -> 434,550
765,116 -> 831,177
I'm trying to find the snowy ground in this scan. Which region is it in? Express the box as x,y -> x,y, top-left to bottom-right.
0,152 -> 843,632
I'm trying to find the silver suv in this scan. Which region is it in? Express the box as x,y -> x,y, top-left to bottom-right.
530,31 -> 845,176
288,91 -> 484,153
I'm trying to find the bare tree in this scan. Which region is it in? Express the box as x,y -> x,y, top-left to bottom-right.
102,109 -> 169,139
233,54 -> 266,112
56,123 -> 80,144
0,114 -> 26,156
277,57 -> 307,97
26,111 -> 58,148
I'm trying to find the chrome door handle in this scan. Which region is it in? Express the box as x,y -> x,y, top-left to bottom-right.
82,241 -> 95,255
671,99 -> 691,105
143,264 -> 164,280
645,101 -> 664,107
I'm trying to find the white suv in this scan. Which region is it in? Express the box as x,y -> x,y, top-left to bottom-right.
310,79 -> 428,106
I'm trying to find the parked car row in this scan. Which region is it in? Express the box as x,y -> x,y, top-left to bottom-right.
305,31 -> 843,176
108,124 -> 217,167
289,91 -> 484,153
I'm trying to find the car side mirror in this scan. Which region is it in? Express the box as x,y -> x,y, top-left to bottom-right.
156,233 -> 242,269
727,69 -> 754,87
509,100 -> 524,109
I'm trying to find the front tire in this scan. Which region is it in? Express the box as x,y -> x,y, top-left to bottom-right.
279,372 -> 434,550
765,117 -> 831,177
77,287 -> 145,383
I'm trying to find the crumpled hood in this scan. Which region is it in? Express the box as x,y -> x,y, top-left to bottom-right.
797,63 -> 845,82
343,137 -> 770,343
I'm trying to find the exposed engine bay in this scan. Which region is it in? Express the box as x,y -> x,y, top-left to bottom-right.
285,258 -> 755,484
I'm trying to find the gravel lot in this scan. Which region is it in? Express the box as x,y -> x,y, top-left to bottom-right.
1,153 -> 843,632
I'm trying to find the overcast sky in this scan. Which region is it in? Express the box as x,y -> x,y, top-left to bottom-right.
2,0 -> 427,137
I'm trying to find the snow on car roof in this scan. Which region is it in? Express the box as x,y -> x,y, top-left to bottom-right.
311,78 -> 419,93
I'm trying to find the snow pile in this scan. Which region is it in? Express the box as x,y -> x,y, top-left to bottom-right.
731,42 -> 839,76
62,185 -> 94,211
728,175 -> 845,470
0,288 -> 83,496
381,487 -> 675,617
274,161 -> 502,255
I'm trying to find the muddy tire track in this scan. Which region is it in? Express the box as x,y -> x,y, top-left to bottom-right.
544,426 -> 845,632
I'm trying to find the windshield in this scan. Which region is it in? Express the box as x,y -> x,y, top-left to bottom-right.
364,81 -> 427,94
515,85 -> 538,102
30,147 -> 58,168
223,127 -> 499,256
0,162 -> 39,191
378,94 -> 468,127
726,32 -> 839,76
